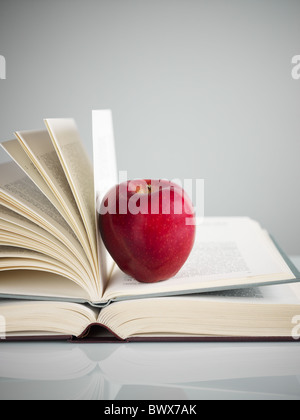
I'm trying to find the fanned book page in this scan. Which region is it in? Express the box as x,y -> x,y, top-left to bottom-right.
11,131 -> 91,256
0,204 -> 88,283
0,160 -> 96,300
0,160 -> 79,250
0,117 -> 107,303
44,119 -> 98,276
1,139 -> 67,220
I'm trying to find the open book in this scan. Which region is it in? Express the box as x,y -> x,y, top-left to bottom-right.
0,110 -> 299,341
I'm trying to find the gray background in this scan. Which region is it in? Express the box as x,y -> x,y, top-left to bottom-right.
0,0 -> 299,255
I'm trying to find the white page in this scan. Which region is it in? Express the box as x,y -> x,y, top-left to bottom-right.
92,110 -> 118,292
92,110 -> 118,211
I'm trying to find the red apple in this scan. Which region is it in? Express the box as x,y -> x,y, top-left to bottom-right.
99,179 -> 196,283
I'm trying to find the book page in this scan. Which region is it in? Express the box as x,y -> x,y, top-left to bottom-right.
44,118 -> 100,294
92,110 -> 118,212
102,218 -> 296,301
11,131 -> 93,267
0,161 -> 74,239
92,110 -> 118,292
0,160 -> 98,298
1,139 -> 66,220
0,245 -> 84,287
0,271 -> 92,301
0,204 -> 86,276
0,298 -> 97,336
98,291 -> 300,340
0,217 -> 87,279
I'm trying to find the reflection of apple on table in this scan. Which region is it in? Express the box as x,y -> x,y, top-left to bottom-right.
99,179 -> 196,283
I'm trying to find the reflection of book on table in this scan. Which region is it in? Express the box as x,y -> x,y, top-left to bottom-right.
0,342 -> 299,399
0,110 -> 299,341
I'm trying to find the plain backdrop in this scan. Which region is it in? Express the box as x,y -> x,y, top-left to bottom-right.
0,0 -> 299,255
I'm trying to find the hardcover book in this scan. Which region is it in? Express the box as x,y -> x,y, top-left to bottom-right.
0,110 -> 299,342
